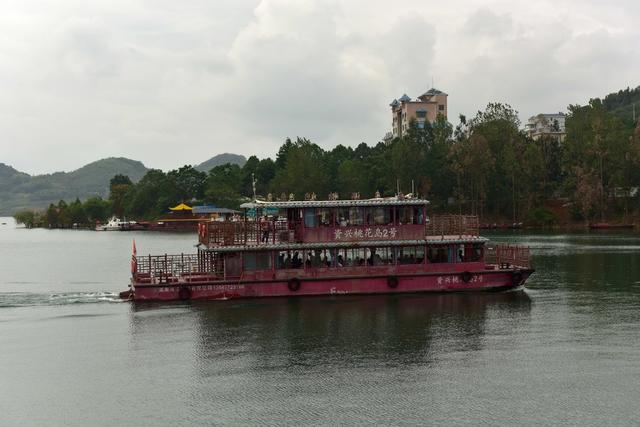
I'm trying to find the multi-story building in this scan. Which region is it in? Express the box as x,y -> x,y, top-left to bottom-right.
526,113 -> 566,142
389,88 -> 448,139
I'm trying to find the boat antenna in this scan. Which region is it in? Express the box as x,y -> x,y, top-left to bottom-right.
411,179 -> 415,196
396,179 -> 400,196
252,173 -> 257,201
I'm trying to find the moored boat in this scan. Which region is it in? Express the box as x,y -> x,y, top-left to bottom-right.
121,195 -> 534,301
96,217 -> 135,231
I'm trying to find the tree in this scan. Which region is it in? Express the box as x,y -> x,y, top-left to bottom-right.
168,165 -> 207,202
83,196 -> 111,223
205,163 -> 243,208
109,174 -> 133,217
270,138 -> 329,198
124,169 -> 170,218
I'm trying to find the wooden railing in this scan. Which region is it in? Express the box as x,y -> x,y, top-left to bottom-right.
426,215 -> 479,237
485,244 -> 531,268
200,220 -> 296,247
134,252 -> 223,278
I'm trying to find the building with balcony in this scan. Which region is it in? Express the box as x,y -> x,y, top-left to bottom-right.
389,88 -> 448,139
526,113 -> 566,142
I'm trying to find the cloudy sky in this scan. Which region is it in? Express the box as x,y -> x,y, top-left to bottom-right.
1,0 -> 639,175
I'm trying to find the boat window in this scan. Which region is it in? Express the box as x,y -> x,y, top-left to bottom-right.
316,208 -> 333,227
427,245 -> 449,263
466,243 -> 483,262
337,208 -> 350,226
243,252 -> 272,271
337,248 -> 366,266
304,208 -> 317,228
366,207 -> 392,225
303,249 -> 333,268
369,247 -> 393,265
276,250 -> 304,269
349,207 -> 364,226
397,246 -> 425,264
398,206 -> 425,225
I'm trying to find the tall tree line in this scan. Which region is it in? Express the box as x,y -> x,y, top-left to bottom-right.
16,100 -> 640,227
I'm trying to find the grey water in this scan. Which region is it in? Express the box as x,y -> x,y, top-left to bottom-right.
1,217 -> 640,426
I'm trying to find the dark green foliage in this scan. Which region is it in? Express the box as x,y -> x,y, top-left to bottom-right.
526,207 -> 556,227
13,210 -> 43,228
205,164 -> 243,208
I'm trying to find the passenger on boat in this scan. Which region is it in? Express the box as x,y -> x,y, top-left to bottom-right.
261,216 -> 270,243
292,251 -> 302,268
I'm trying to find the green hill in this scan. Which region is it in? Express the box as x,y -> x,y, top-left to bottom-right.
0,157 -> 148,215
195,153 -> 246,173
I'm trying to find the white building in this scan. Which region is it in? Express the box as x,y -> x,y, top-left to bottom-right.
526,113 -> 566,142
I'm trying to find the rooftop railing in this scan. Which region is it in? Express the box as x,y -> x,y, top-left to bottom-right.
199,220 -> 295,247
425,215 -> 479,237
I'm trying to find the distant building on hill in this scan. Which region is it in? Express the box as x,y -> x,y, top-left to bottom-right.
526,113 -> 566,142
388,88 -> 448,140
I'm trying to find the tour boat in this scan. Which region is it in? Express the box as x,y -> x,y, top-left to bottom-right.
121,196 -> 534,301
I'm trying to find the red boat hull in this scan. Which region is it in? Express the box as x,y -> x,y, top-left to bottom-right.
129,269 -> 533,301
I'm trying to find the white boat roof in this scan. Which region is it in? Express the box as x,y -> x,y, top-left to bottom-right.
240,196 -> 429,209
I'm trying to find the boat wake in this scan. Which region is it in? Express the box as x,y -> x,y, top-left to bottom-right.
0,291 -> 124,308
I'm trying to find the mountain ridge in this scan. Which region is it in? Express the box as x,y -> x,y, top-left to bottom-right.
1,153 -> 246,215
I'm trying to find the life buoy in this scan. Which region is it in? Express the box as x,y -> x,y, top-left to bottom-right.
288,278 -> 301,292
178,286 -> 191,300
512,270 -> 524,286
460,271 -> 473,283
387,276 -> 399,289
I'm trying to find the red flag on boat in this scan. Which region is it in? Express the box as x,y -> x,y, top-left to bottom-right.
131,239 -> 137,275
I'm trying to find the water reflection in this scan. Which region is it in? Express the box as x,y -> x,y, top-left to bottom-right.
130,292 -> 532,368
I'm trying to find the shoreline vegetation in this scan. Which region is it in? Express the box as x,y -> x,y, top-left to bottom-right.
13,88 -> 640,230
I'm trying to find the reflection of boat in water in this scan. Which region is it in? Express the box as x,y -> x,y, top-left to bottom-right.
130,292 -> 532,361
96,217 -> 135,231
589,223 -> 634,230
123,195 -> 534,301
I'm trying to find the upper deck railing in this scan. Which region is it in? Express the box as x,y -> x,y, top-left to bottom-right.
426,215 -> 479,237
198,214 -> 481,248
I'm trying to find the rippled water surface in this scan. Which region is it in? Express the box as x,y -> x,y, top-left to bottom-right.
2,218 -> 640,426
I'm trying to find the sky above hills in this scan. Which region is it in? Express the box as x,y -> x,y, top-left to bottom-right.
1,0 -> 639,175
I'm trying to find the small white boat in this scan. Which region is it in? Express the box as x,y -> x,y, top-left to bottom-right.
95,217 -> 136,231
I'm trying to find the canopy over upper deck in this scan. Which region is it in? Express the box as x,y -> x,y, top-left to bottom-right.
240,196 -> 429,210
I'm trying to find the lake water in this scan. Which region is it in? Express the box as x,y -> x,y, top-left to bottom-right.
1,217 -> 640,426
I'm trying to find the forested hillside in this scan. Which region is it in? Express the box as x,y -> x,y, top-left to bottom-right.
0,158 -> 148,215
